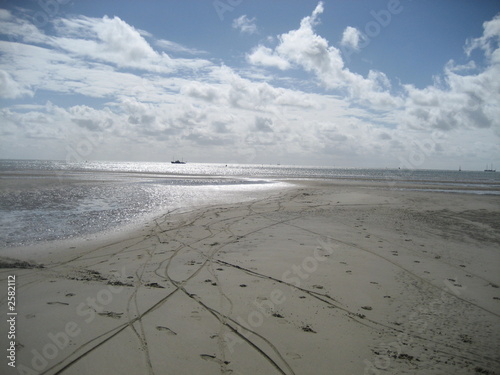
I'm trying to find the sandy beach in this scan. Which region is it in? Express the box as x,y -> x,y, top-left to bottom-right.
1,180 -> 499,375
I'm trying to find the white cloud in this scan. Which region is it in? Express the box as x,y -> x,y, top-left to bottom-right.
51,15 -> 211,72
340,26 -> 362,50
247,2 -> 401,108
254,116 -> 273,132
0,9 -> 48,45
232,15 -> 258,35
247,2 -> 500,135
94,16 -> 157,60
218,66 -> 321,110
155,39 -> 206,55
402,17 -> 500,135
403,59 -> 500,133
0,9 -> 11,20
247,45 -> 291,70
0,70 -> 33,99
52,15 -> 159,67
0,4 -> 498,166
181,81 -> 222,103
465,14 -> 500,60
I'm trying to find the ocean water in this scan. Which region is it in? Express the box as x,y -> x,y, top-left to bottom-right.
1,160 -> 499,247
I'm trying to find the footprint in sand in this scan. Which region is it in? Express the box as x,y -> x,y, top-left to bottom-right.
156,326 -> 177,335
301,325 -> 316,333
98,311 -> 123,319
200,354 -> 229,365
286,352 -> 302,360
145,282 -> 165,288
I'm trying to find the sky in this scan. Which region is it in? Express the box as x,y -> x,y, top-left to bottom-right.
0,0 -> 499,169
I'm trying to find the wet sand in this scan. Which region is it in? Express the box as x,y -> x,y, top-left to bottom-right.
0,181 -> 499,374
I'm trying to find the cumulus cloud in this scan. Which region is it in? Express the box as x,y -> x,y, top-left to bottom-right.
69,105 -> 115,132
203,65 -> 320,111
465,14 -> 500,60
94,16 -> 157,61
181,81 -> 221,103
403,16 -> 500,134
246,2 -> 401,108
340,26 -> 362,50
247,45 -> 290,70
232,15 -> 258,35
402,60 -> 500,133
247,2 -> 500,135
0,3 -> 498,165
0,4 -> 401,163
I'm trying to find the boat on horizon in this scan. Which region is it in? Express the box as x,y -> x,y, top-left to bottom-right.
484,164 -> 496,172
171,155 -> 186,164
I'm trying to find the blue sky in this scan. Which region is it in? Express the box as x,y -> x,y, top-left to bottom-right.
0,0 -> 499,169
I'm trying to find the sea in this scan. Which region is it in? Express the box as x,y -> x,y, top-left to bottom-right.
1,159 -> 499,248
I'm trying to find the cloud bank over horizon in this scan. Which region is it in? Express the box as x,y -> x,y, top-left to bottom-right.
0,2 -> 499,169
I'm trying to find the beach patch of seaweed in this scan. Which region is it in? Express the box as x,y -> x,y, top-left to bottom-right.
0,257 -> 44,269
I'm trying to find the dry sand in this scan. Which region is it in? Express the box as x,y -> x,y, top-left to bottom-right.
0,181 -> 499,375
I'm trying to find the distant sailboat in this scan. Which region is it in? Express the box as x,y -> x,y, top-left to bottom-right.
484,164 -> 496,172
171,156 -> 186,164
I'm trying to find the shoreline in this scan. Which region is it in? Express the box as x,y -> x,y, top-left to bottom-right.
0,170 -> 293,248
3,176 -> 497,257
0,181 -> 499,374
